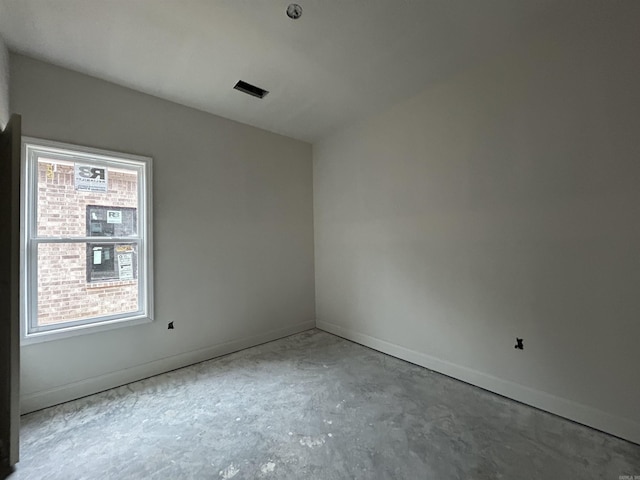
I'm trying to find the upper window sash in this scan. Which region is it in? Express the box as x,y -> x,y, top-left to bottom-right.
26,148 -> 147,241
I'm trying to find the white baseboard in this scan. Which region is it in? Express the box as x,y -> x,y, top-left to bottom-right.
317,320 -> 640,446
21,320 -> 315,414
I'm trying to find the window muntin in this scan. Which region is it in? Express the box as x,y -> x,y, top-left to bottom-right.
22,138 -> 153,341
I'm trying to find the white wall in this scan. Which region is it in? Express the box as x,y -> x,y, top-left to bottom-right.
11,54 -> 315,412
314,4 -> 640,444
0,36 -> 9,128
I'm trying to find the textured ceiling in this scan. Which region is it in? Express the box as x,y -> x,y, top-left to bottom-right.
1,0 -> 579,142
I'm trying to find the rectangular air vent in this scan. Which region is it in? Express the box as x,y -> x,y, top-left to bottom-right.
234,80 -> 269,99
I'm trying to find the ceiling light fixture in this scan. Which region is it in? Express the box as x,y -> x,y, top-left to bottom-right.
286,3 -> 302,19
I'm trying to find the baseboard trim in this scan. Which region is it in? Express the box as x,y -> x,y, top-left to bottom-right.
21,320 -> 315,414
316,320 -> 640,445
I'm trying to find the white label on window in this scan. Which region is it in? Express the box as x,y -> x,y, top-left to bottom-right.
93,248 -> 102,265
74,164 -> 108,192
107,210 -> 122,224
118,253 -> 134,280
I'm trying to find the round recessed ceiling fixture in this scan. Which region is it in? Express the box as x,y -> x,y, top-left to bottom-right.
286,3 -> 302,19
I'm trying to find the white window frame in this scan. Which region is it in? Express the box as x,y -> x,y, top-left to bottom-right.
21,137 -> 154,344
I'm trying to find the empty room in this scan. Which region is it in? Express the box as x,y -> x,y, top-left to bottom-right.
1,1 -> 639,479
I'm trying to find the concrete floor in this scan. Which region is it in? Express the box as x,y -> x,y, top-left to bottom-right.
9,329 -> 640,479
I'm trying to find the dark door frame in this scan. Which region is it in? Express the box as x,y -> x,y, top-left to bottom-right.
0,114 -> 21,476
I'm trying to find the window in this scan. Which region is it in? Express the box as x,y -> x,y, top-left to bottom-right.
22,138 -> 153,342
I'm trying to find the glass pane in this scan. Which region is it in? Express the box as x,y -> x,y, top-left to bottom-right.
36,158 -> 139,238
37,242 -> 140,327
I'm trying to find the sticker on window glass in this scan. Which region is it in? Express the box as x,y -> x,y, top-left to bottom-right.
74,164 -> 108,192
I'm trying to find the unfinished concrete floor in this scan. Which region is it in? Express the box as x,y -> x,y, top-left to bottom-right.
10,329 -> 640,479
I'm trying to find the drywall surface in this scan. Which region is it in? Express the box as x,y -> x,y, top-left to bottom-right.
314,5 -> 640,444
0,36 -> 9,129
11,54 -> 315,411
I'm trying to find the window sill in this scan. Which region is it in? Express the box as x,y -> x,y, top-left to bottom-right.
21,314 -> 152,346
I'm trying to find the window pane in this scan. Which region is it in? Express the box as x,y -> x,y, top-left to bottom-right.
37,158 -> 139,238
37,242 -> 139,327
